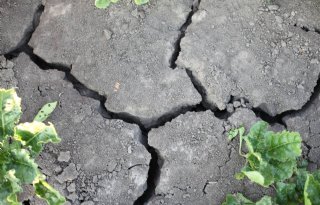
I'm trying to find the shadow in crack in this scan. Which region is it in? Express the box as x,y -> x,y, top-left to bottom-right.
169,0 -> 201,69
4,4 -> 44,58
134,132 -> 164,205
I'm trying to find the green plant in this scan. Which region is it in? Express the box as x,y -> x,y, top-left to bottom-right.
223,121 -> 320,205
0,89 -> 65,205
95,0 -> 149,9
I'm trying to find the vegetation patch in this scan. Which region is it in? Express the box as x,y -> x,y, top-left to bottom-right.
0,89 -> 65,205
224,121 -> 320,205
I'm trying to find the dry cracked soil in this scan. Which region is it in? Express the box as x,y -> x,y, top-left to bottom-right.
0,0 -> 320,204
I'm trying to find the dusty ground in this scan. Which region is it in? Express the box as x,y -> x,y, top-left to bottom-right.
0,0 -> 320,204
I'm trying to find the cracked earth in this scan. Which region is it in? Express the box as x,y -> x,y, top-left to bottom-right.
1,0 -> 320,204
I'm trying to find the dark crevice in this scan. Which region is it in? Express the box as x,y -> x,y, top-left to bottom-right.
303,141 -> 312,159
251,107 -> 287,127
252,73 -> 320,128
22,200 -> 30,205
4,4 -> 44,58
169,0 -> 201,68
185,68 -> 231,120
134,132 -> 164,205
185,69 -> 212,110
23,47 -> 211,205
23,45 -> 71,72
293,23 -> 320,35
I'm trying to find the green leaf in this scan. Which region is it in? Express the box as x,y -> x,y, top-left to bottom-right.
228,127 -> 245,141
264,131 -> 301,162
255,196 -> 273,205
244,121 -> 268,153
15,121 -> 61,156
235,121 -> 301,187
304,174 -> 320,205
222,193 -> 254,205
242,153 -> 274,187
0,170 -> 22,205
7,149 -> 38,184
242,170 -> 266,186
271,160 -> 296,182
296,169 -> 308,192
275,182 -> 300,204
0,89 -> 22,140
134,0 -> 149,5
235,172 -> 245,180
34,178 -> 66,205
34,102 -> 57,122
95,0 -> 111,8
222,193 -> 273,205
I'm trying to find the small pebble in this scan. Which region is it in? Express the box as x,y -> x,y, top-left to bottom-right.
103,29 -> 112,40
267,4 -> 279,11
54,165 -> 62,173
5,60 -> 14,69
57,163 -> 79,183
58,151 -> 71,162
67,183 -> 76,193
226,104 -> 234,113
233,101 -> 241,108
67,193 -> 78,202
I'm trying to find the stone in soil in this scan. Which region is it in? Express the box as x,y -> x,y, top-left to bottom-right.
9,53 -> 151,204
29,0 -> 201,127
177,0 -> 320,116
0,0 -> 41,54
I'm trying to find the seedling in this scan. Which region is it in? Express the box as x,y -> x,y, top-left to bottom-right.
0,88 -> 65,205
223,121 -> 320,204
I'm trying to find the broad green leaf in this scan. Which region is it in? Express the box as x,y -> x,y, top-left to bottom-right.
236,121 -> 301,187
264,131 -> 301,162
255,196 -> 273,205
296,169 -> 308,192
34,179 -> 66,205
242,171 -> 266,186
0,170 -> 22,205
7,149 -> 38,184
244,121 -> 268,153
304,174 -> 320,205
34,102 -> 57,122
222,193 -> 254,205
222,193 -> 272,205
242,154 -> 274,187
15,121 -> 61,156
275,182 -> 300,204
0,89 -> 22,140
271,160 -> 296,182
95,0 -> 111,8
134,0 -> 149,5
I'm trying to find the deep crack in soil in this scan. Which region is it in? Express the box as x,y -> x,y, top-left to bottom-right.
3,0 -> 320,204
4,4 -> 44,58
169,0 -> 201,69
252,72 -> 320,128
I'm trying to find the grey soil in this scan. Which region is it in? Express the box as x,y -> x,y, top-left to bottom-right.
0,0 -> 320,204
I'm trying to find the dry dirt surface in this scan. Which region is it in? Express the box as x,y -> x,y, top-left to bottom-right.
0,0 -> 320,204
